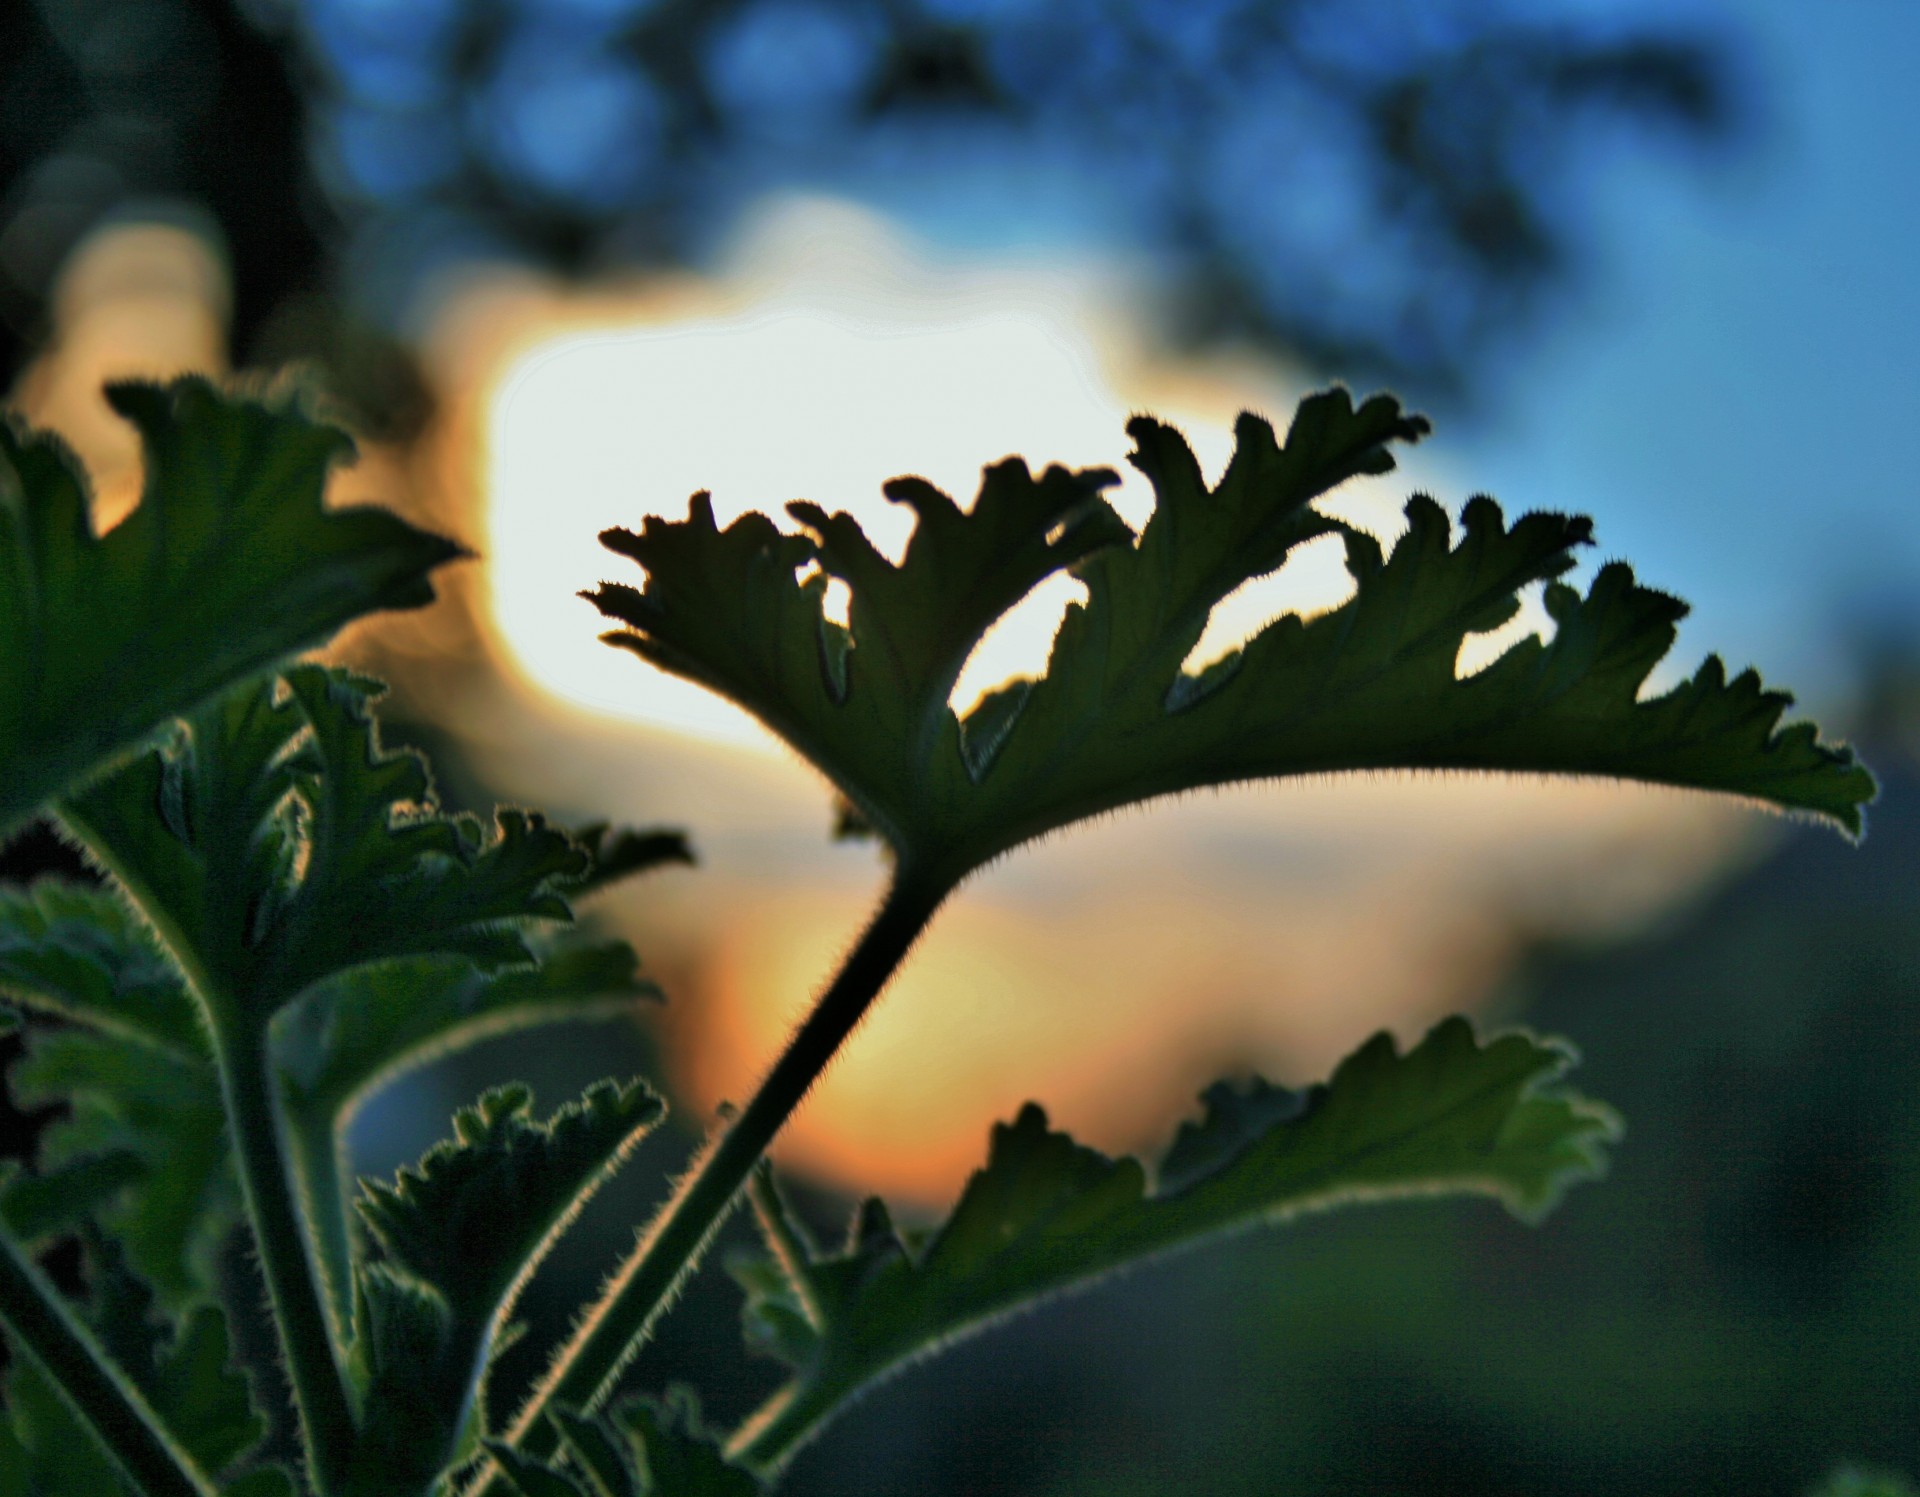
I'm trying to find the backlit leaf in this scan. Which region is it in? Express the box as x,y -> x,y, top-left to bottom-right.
10,679 -> 673,1313
0,376 -> 459,837
2,1237 -> 269,1493
57,666 -> 587,1025
728,1017 -> 1617,1472
593,392 -> 1872,882
348,1081 -> 663,1489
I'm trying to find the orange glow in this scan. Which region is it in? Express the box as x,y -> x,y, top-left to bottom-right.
423,196 -> 1755,1207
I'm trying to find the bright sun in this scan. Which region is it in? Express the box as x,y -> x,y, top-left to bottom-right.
478,198 -> 1374,747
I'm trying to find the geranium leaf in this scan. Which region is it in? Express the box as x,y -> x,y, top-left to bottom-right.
561,825 -> 694,901
10,1029 -> 231,1303
13,679 -> 674,1319
614,1391 -> 763,1497
0,376 -> 459,838
728,1017 -> 1617,1472
0,881 -> 202,1060
57,666 -> 588,1026
481,1395 -> 766,1497
483,1440 -> 591,1497
547,1403 -> 638,1497
0,1152 -> 146,1244
349,1080 -> 663,1488
2,1237 -> 270,1493
592,392 -> 1872,883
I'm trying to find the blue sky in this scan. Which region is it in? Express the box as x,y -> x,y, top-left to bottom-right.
1450,0 -> 1919,714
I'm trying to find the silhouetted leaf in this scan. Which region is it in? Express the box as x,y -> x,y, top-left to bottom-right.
562,824 -> 694,901
0,376 -> 459,837
729,1018 -> 1617,1471
0,882 -> 201,1059
594,393 -> 1872,883
10,680 -> 673,1313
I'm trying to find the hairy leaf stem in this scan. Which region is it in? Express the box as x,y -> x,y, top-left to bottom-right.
0,1229 -> 218,1497
471,866 -> 951,1492
208,1014 -> 358,1495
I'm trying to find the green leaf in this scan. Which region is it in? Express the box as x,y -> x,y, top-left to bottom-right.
11,684 -> 674,1312
2,1236 -> 270,1493
58,666 -> 588,1026
0,880 -> 202,1060
0,375 -> 460,837
275,940 -> 658,1125
615,1390 -> 763,1497
548,1403 -> 641,1497
83,1234 -> 268,1480
728,1017 -> 1618,1472
481,1396 -> 765,1497
483,1440 -> 592,1497
0,1152 -> 146,1244
348,1080 -> 663,1488
11,1028 -> 232,1302
562,824 -> 694,901
220,1471 -> 297,1497
1,1360 -> 126,1496
592,392 -> 1872,882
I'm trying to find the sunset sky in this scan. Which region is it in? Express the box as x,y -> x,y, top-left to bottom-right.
11,0 -> 1915,1204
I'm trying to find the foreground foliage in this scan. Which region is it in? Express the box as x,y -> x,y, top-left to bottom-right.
0,378 -> 1875,1495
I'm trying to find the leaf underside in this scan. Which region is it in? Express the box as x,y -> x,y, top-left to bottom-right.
0,375 -> 460,838
728,1017 -> 1618,1472
591,390 -> 1872,880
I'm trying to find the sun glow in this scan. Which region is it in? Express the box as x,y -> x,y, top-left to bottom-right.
447,197 -> 1748,1206
478,198 -> 1382,746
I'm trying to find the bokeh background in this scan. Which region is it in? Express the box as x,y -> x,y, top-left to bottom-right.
2,0 -> 1917,1491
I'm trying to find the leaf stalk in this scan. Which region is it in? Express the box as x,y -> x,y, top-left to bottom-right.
209,1014 -> 359,1495
469,866 -> 951,1493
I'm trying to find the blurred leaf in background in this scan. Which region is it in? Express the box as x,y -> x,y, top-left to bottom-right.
0,0 -> 1738,421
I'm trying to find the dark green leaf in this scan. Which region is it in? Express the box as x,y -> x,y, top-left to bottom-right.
82,1234 -> 267,1479
16,680 -> 672,1312
0,880 -> 201,1060
562,825 -> 694,901
481,1396 -> 766,1497
2,1237 -> 269,1493
275,941 -> 657,1125
549,1403 -> 640,1497
58,666 -> 588,1025
11,1029 -> 231,1302
729,1017 -> 1617,1471
483,1440 -> 591,1497
0,1152 -> 145,1243
349,1081 -> 663,1487
616,1390 -> 763,1497
220,1470 -> 296,1497
0,375 -> 459,837
1813,1471 -> 1920,1497
1,1360 -> 126,1496
593,392 -> 1871,881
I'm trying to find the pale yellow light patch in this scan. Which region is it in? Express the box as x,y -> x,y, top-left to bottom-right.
8,222 -> 229,525
463,197 -> 1422,745
426,196 -> 1752,1207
